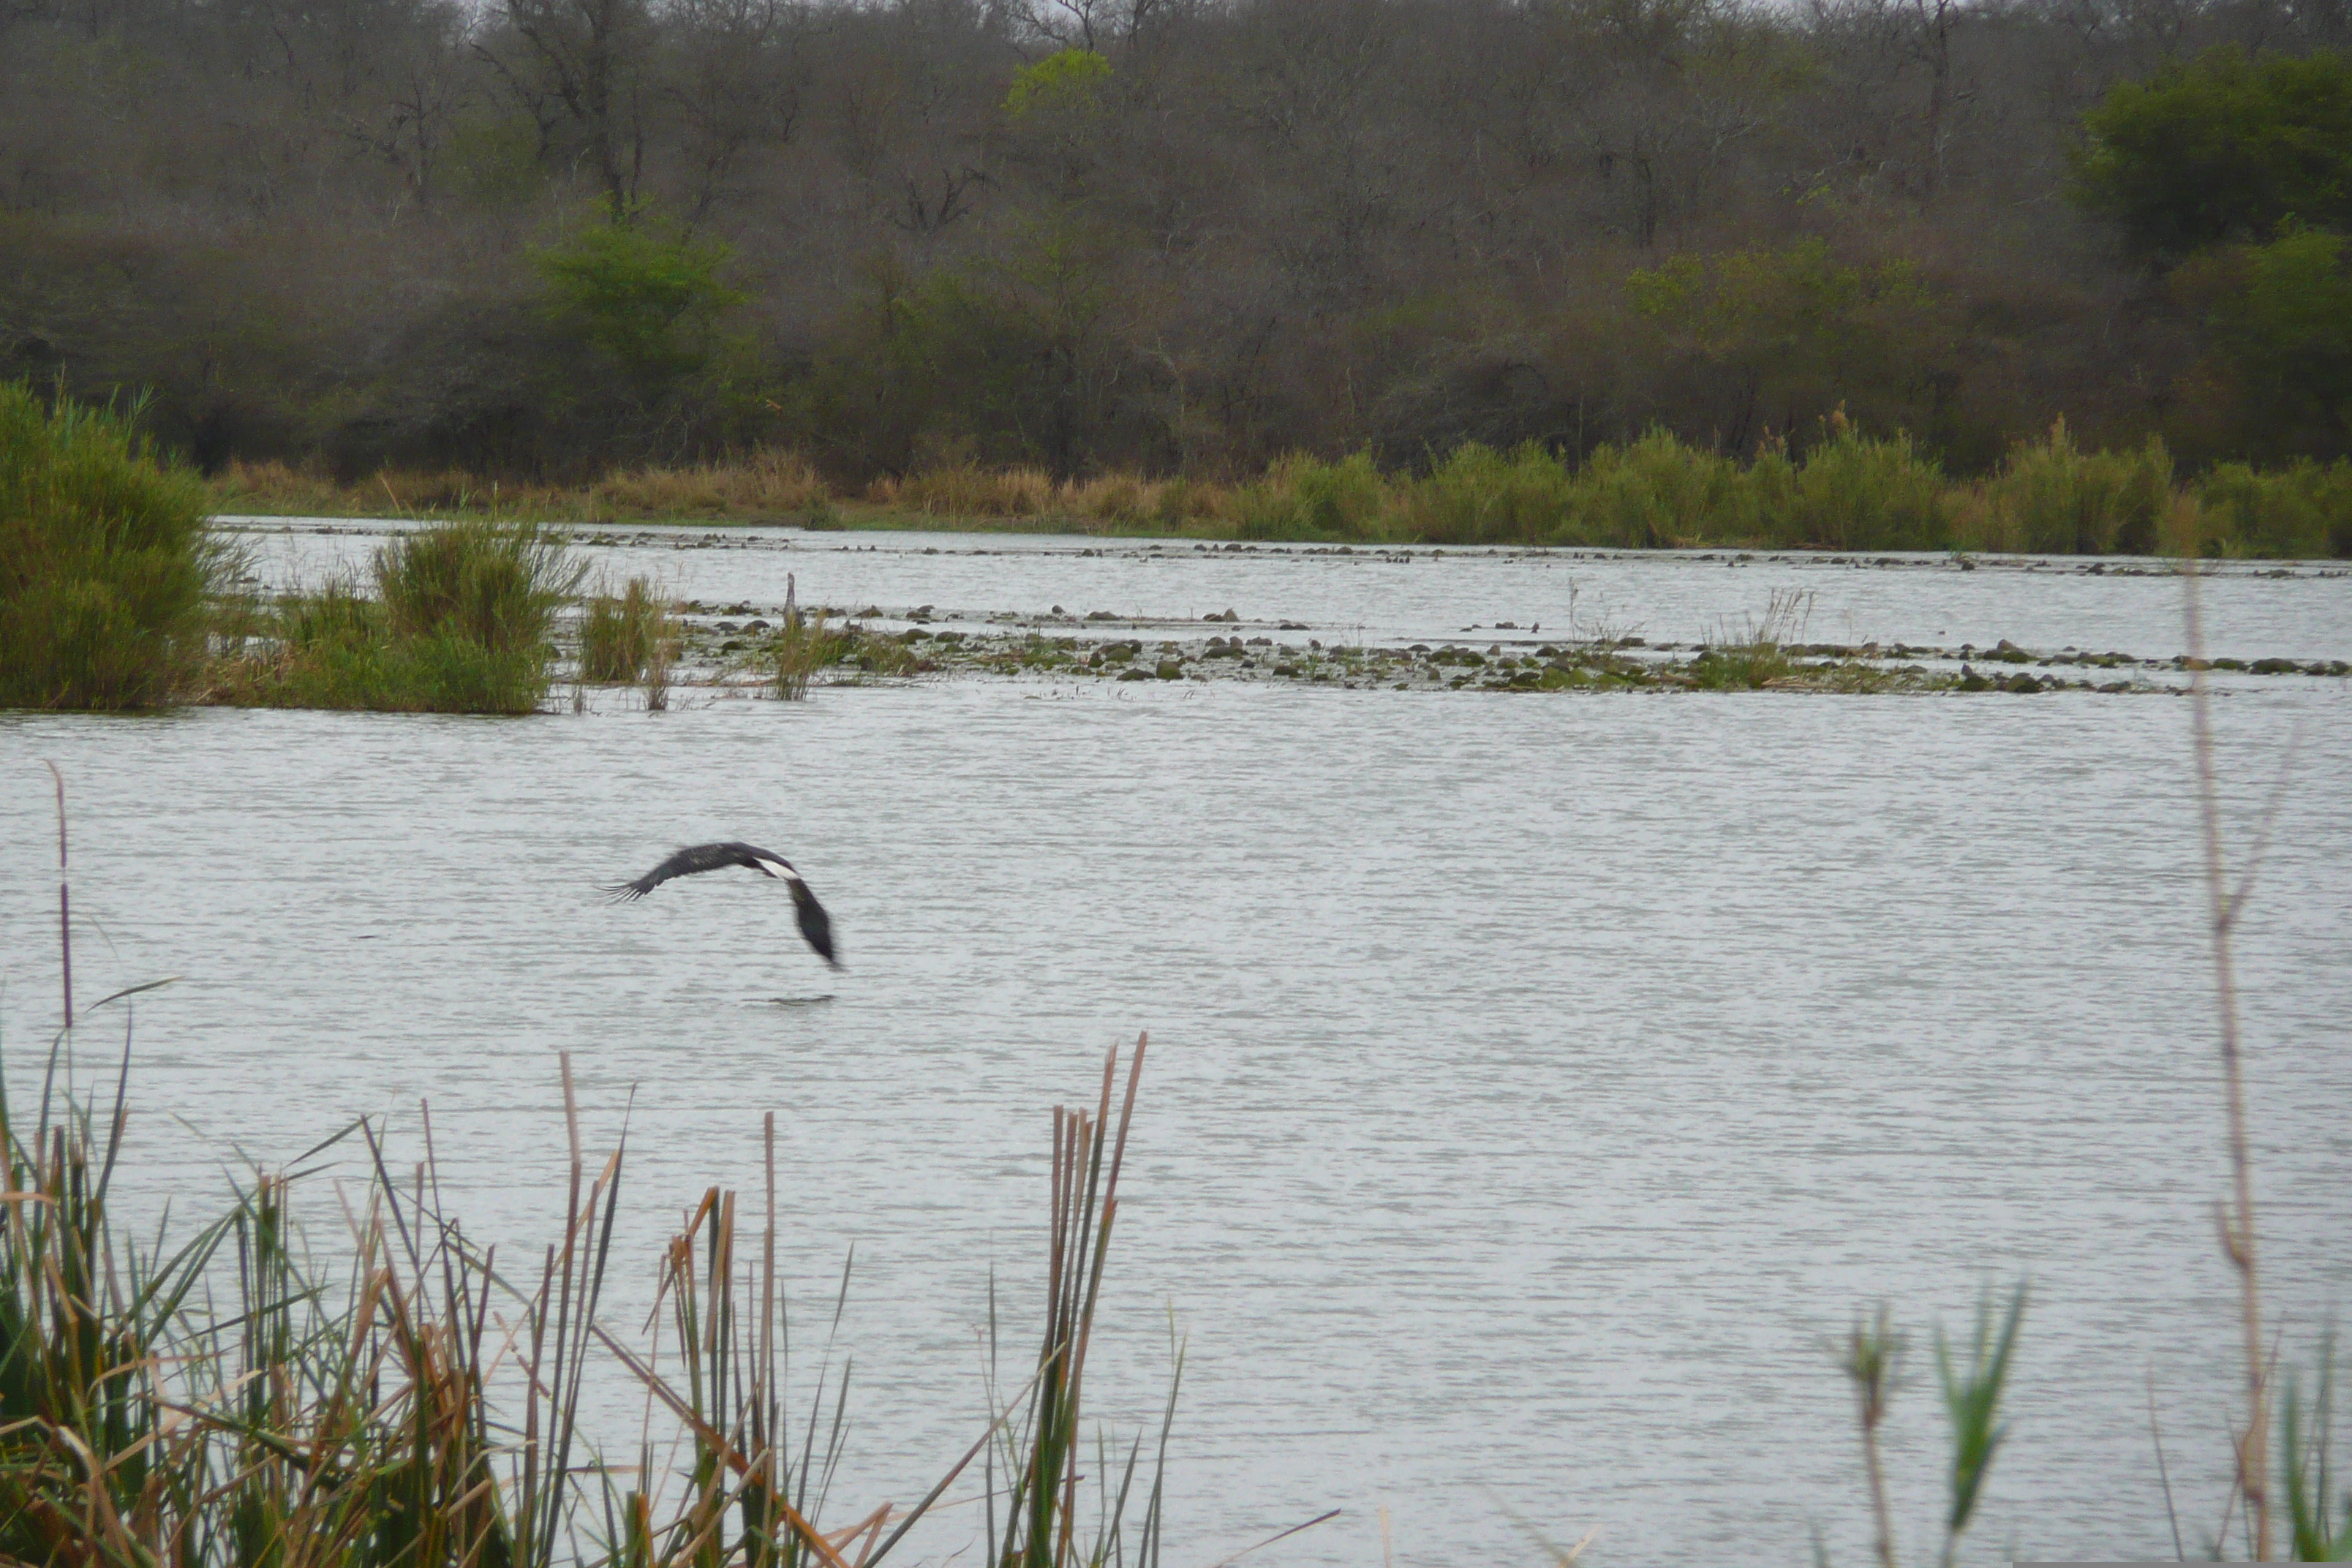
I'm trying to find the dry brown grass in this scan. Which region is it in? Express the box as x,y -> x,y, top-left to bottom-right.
868,463 -> 1061,518
592,450 -> 829,518
863,466 -> 1239,532
213,452 -> 829,524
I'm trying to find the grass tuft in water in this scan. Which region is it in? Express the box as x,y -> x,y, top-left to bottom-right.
581,576 -> 676,685
209,521 -> 584,713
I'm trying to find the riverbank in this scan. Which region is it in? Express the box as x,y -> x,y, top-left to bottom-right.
208,423 -> 2352,559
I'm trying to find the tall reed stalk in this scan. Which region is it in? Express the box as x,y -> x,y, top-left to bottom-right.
45,761 -> 70,1031
2184,559 -> 2272,1558
987,1039 -> 1161,1568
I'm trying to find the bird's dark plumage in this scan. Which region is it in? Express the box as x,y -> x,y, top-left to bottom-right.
605,841 -> 840,967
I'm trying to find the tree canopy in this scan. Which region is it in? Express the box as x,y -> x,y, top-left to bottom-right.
2073,47 -> 2352,257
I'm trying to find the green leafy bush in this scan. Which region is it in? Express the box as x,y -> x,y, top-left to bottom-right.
1983,422 -> 2173,554
2193,457 -> 2352,558
535,212 -> 746,387
2173,228 -> 2352,456
1404,442 -> 1575,543
0,383 -> 223,709
1565,430 -> 1751,547
1005,48 -> 1112,117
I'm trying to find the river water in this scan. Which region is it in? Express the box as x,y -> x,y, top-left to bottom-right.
3,525 -> 2348,1566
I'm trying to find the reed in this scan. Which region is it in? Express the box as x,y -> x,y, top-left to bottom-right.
644,614 -> 677,711
2185,558 -> 2274,1557
1401,442 -> 1578,545
1842,1306 -> 1901,1568
1562,429 -> 1748,547
869,464 -> 1063,519
1232,452 -> 1392,541
216,455 -> 829,525
0,382 -> 227,709
1777,423 -> 1950,552
772,574 -> 827,701
582,576 -> 676,685
375,520 -> 584,652
2190,458 -> 2352,561
592,451 -> 830,519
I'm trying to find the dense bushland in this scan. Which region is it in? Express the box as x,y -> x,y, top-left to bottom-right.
4,0 -> 2351,484
0,382 -> 222,709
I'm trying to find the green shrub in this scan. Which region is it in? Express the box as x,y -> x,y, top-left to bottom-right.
2072,45 -> 2352,257
535,211 -> 745,388
376,520 -> 580,651
2193,458 -> 2352,557
2173,229 -> 2352,459
1403,442 -> 1575,543
1986,422 -> 2173,554
0,383 -> 223,709
1779,424 -> 1950,550
1235,452 -> 1392,540
1004,48 -> 1112,117
1565,429 -> 1749,547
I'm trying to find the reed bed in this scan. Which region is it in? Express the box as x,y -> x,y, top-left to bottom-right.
203,429 -> 2352,557
1,927 -> 1166,1568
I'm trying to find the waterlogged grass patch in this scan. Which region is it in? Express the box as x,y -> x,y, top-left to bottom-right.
783,620 -> 2290,698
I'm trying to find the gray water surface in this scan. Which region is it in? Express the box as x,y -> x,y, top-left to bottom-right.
226,519 -> 2352,659
3,538 -> 2348,1567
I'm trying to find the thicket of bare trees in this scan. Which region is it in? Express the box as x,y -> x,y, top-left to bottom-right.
1,0 -> 2345,480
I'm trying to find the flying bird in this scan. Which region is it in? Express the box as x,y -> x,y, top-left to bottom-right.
605,842 -> 839,967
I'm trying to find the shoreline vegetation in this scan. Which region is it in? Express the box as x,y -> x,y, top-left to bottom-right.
8,383 -> 2349,716
211,419 -> 2352,559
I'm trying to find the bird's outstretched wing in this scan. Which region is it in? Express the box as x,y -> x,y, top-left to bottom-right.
787,880 -> 840,968
603,842 -> 793,901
